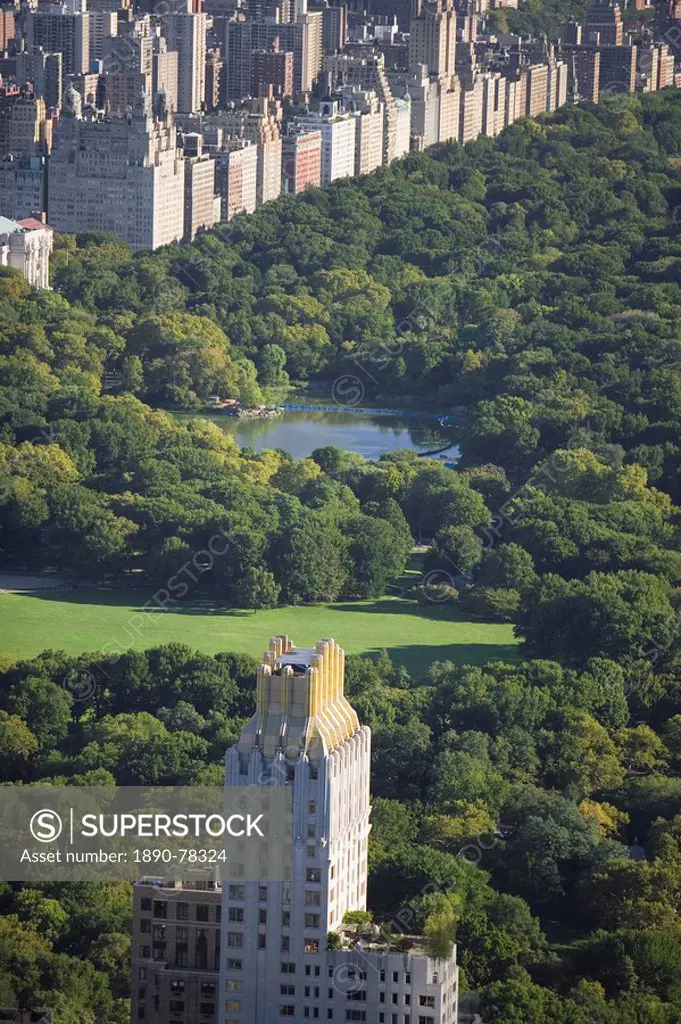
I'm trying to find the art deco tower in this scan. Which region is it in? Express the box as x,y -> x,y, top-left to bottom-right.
218,636 -> 459,1024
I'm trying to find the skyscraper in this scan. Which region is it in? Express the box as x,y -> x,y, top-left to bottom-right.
164,8 -> 207,113
48,86 -> 185,251
218,635 -> 460,1024
408,0 -> 456,80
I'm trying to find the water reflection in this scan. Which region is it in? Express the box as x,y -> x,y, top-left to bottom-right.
180,409 -> 460,462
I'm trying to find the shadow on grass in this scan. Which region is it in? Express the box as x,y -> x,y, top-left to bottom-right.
9,589 -> 256,616
361,642 -> 521,678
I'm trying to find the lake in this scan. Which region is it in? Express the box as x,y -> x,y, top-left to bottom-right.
183,406 -> 460,461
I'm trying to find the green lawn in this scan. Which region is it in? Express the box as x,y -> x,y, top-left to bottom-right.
0,589 -> 518,678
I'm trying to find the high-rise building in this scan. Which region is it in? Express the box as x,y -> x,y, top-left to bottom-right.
130,878 -> 222,1023
48,86 -> 185,250
224,15 -> 253,102
324,52 -> 399,163
88,9 -> 117,63
205,47 -> 223,108
311,0 -> 347,53
0,7 -> 15,50
183,131 -> 217,239
217,635 -> 460,1024
251,41 -> 294,99
292,98 -> 356,183
0,94 -> 51,157
101,18 -> 154,114
215,138 -> 258,219
282,126 -> 321,192
657,43 -> 675,89
409,0 -> 456,80
164,9 -> 207,113
584,0 -> 624,45
567,46 -> 600,102
598,42 -> 636,93
481,70 -> 507,137
213,99 -> 283,205
0,154 -> 46,221
153,37 -> 179,114
338,85 -> 384,175
22,8 -> 89,76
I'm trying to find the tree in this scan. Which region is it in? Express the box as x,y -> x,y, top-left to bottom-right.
542,710 -> 625,796
345,514 -> 409,597
516,571 -> 678,667
424,525 -> 483,576
6,676 -> 73,749
275,516 -> 348,603
0,711 -> 38,778
258,343 -> 289,387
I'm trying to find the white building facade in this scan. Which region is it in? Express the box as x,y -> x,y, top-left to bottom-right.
294,101 -> 356,184
47,87 -> 185,251
0,215 -> 52,288
219,636 -> 459,1024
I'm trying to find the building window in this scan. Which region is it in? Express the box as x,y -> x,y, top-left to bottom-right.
305,914 -> 320,928
307,845 -> 316,858
305,890 -> 321,906
304,938 -> 319,954
280,1006 -> 295,1016
281,962 -> 296,974
140,919 -> 151,933
260,909 -> 267,924
226,958 -> 242,970
306,870 -> 321,883
229,908 -> 244,922
177,903 -> 189,920
259,934 -> 267,949
200,1004 -> 215,1016
140,898 -> 151,912
282,936 -> 290,951
196,904 -> 209,922
138,968 -> 147,980
259,886 -> 268,900
281,984 -> 295,996
229,885 -> 244,900
226,1001 -> 241,1012
140,946 -> 150,959
419,998 -> 435,1008
308,824 -> 316,839
282,911 -> 291,926
153,901 -> 167,919
227,933 -> 243,948
308,801 -> 316,815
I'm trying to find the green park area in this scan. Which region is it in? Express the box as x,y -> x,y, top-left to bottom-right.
0,587 -> 517,677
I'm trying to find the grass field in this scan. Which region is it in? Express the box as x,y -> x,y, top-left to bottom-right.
0,588 -> 518,677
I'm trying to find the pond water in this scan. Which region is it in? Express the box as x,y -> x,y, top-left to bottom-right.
181,406 -> 460,462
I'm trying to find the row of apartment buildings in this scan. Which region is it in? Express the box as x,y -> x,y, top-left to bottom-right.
1,0 -> 679,258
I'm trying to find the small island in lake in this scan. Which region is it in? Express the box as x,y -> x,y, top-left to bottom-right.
205,396 -> 282,419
